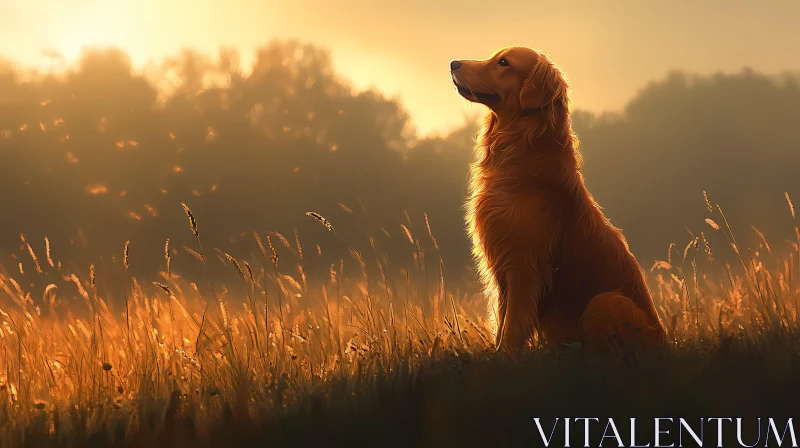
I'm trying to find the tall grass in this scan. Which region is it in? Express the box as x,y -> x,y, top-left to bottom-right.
0,193 -> 798,446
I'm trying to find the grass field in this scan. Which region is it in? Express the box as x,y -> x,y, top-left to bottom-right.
1,195 -> 800,447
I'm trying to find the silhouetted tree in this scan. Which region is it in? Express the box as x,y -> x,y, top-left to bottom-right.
1,41 -> 799,304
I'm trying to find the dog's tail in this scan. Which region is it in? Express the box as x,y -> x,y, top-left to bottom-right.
580,292 -> 667,350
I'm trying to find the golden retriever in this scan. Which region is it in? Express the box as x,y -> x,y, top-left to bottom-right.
450,46 -> 667,352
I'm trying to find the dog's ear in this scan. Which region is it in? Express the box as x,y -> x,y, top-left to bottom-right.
519,54 -> 568,111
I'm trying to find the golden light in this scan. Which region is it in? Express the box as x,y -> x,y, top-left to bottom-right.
173,165 -> 183,173
48,11 -> 126,68
115,141 -> 125,148
128,211 -> 142,221
66,152 -> 79,163
86,184 -> 108,195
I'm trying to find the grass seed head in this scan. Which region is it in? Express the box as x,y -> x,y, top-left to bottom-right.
123,240 -> 130,270
181,202 -> 199,237
306,211 -> 335,234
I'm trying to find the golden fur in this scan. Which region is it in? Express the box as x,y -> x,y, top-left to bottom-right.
451,47 -> 667,352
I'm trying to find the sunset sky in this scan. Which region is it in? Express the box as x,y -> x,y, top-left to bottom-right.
2,0 -> 799,136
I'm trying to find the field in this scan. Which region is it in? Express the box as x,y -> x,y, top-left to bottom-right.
1,196 -> 800,447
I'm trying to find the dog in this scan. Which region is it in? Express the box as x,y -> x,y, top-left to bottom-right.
450,46 -> 667,352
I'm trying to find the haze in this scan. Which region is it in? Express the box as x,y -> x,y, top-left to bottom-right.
2,0 -> 799,136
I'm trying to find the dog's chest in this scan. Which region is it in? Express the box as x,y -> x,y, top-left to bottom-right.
469,173 -> 557,242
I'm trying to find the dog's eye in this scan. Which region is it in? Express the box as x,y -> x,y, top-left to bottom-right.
498,58 -> 509,67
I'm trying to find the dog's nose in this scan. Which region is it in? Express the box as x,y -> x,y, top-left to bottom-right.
450,60 -> 462,71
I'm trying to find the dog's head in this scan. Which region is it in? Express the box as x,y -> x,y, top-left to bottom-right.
450,46 -> 568,119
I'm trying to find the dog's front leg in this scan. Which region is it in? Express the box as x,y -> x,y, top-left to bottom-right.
494,279 -> 508,351
497,268 -> 544,355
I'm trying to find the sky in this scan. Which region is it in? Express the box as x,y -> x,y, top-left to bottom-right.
1,0 -> 799,136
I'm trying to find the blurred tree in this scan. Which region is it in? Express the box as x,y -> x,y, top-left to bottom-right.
0,41 -> 799,302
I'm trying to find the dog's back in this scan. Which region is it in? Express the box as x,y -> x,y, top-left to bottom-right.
545,183 -> 666,347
